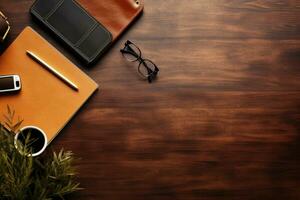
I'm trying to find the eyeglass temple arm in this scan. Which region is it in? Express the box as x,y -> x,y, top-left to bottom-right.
0,12 -> 10,41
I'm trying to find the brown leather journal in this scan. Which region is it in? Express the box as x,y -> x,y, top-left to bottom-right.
77,0 -> 144,41
0,27 -> 98,144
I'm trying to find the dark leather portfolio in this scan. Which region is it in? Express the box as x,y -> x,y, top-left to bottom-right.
30,0 -> 144,64
31,0 -> 112,64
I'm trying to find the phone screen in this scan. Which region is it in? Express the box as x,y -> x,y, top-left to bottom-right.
0,77 -> 14,90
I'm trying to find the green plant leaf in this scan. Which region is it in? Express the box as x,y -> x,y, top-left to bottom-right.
0,108 -> 81,199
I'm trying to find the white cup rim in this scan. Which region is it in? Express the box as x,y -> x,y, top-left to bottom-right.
14,126 -> 48,157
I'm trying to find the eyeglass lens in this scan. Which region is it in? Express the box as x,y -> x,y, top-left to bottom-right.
138,59 -> 157,78
123,42 -> 141,62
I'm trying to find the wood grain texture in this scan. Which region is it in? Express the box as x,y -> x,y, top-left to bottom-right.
1,0 -> 300,199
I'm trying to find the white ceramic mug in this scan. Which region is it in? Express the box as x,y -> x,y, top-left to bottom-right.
14,126 -> 48,157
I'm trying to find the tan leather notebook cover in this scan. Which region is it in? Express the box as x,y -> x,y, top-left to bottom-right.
0,26 -> 98,144
78,0 -> 144,41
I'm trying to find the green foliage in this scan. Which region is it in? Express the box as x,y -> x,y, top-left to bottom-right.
0,106 -> 81,200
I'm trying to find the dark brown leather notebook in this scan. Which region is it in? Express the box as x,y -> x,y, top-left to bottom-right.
31,0 -> 113,64
77,0 -> 144,41
30,0 -> 144,64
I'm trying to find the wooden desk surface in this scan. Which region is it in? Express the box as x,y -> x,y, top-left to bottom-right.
1,1 -> 300,199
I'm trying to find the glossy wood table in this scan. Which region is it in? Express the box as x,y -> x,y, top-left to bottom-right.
1,1 -> 300,199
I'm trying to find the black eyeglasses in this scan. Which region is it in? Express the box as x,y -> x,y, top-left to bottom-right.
0,11 -> 10,42
120,40 -> 159,83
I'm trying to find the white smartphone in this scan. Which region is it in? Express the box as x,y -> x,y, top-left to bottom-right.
0,75 -> 21,93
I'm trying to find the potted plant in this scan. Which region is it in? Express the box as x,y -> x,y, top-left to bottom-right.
0,107 -> 81,199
